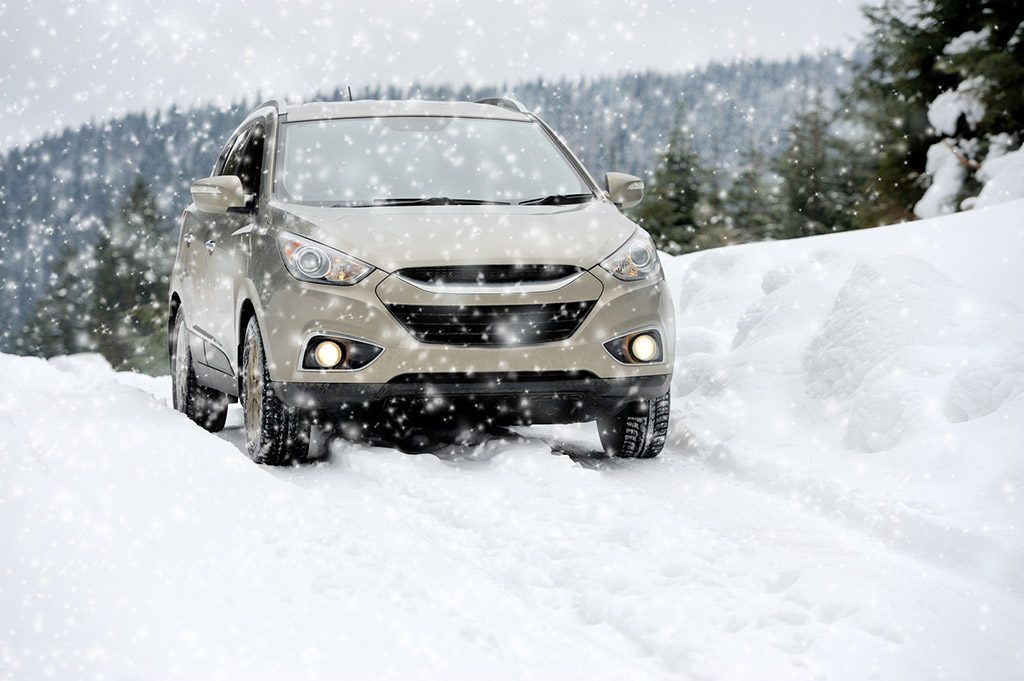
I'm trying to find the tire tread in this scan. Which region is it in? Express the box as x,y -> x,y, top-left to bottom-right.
172,314 -> 228,432
598,391 -> 670,459
242,318 -> 311,466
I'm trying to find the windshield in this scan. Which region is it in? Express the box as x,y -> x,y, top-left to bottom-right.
274,116 -> 593,206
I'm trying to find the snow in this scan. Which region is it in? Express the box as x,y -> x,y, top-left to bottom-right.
2,203 -> 1024,679
927,77 -> 986,137
943,28 -> 991,55
914,141 -> 966,218
975,145 -> 1024,209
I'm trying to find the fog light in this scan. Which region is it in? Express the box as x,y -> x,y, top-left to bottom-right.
630,333 -> 658,362
314,340 -> 344,368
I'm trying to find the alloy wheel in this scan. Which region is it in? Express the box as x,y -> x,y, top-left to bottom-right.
243,330 -> 264,446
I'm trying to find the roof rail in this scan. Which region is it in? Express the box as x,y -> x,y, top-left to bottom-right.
475,97 -> 531,115
250,99 -> 287,116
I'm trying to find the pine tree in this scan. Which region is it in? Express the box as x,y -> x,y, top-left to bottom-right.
723,147 -> 781,241
691,166 -> 746,251
846,0 -> 1024,222
775,91 -> 869,236
635,125 -> 706,254
22,242 -> 83,357
89,177 -> 171,370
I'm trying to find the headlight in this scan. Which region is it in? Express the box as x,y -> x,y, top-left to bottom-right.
277,232 -> 374,285
599,229 -> 660,281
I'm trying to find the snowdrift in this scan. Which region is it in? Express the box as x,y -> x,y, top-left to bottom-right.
663,198 -> 1024,581
1,201 -> 1022,680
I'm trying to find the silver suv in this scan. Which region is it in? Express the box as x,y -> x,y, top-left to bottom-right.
169,98 -> 674,464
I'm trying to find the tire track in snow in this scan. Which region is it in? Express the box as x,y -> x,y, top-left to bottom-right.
514,424 -> 1024,677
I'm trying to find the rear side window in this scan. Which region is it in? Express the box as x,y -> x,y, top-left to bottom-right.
214,128 -> 245,176
235,124 -> 266,197
221,128 -> 251,177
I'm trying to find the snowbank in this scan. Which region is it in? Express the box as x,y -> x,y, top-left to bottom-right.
664,199 -> 1024,580
1,203 -> 1023,680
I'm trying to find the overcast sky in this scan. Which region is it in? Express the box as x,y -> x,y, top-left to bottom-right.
0,0 -> 868,150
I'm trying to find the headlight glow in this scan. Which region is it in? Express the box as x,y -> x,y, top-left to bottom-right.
630,333 -> 659,362
600,229 -> 660,281
603,329 -> 664,364
313,340 -> 344,368
278,232 -> 374,285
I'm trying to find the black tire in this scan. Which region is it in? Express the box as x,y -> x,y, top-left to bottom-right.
171,312 -> 229,432
597,391 -> 670,458
240,317 -> 312,465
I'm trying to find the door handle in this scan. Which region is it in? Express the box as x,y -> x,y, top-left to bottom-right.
205,239 -> 216,253
183,232 -> 194,246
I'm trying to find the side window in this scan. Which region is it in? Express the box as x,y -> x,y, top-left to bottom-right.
235,124 -> 266,198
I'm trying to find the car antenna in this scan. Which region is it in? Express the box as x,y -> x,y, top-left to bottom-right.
347,86 -> 353,101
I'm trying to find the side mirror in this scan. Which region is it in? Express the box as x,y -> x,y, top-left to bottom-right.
602,171 -> 643,208
191,175 -> 247,213
605,172 -> 645,209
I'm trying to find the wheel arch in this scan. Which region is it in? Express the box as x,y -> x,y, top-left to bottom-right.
235,280 -> 267,393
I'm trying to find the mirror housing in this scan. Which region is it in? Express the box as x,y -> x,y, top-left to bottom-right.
605,172 -> 644,209
191,175 -> 247,213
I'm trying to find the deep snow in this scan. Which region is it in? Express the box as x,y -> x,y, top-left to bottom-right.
1,201 -> 1022,680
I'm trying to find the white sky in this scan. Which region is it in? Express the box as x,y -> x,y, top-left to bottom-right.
0,0 -> 868,150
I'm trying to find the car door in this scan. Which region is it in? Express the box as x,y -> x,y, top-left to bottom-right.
189,126 -> 250,372
204,121 -> 268,375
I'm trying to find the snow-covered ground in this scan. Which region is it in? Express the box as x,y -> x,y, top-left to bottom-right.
2,201 -> 1022,680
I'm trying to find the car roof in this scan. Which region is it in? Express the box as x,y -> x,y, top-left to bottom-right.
279,99 -> 533,123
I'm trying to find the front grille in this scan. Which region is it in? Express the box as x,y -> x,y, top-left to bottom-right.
397,264 -> 581,286
386,301 -> 596,346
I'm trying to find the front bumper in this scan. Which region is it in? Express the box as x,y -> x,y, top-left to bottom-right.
271,372 -> 671,424
257,263 -> 675,385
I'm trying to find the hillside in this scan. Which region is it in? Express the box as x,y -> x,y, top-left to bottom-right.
0,54 -> 849,346
1,201 -> 1021,679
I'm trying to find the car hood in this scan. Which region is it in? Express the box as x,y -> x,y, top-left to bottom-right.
268,200 -> 637,272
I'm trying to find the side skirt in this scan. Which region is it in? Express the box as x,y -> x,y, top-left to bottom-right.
194,361 -> 239,399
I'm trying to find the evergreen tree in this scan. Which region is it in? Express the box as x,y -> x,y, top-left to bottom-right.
636,126 -> 706,254
775,92 -> 869,236
691,166 -> 746,251
723,147 -> 782,241
847,0 -> 1024,223
22,242 -> 85,357
90,177 -> 171,370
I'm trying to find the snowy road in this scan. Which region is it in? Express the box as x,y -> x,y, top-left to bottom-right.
2,202 -> 1023,679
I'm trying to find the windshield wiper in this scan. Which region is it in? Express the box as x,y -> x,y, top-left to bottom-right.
517,193 -> 595,206
335,197 -> 511,207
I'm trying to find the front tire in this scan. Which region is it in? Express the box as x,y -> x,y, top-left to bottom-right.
171,312 -> 228,432
240,317 -> 312,465
597,392 -> 670,458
